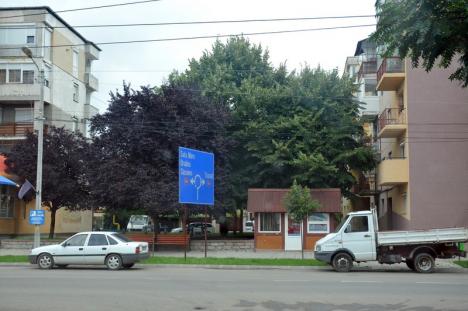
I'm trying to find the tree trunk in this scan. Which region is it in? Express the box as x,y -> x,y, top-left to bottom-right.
151,215 -> 158,255
49,208 -> 56,239
239,209 -> 244,234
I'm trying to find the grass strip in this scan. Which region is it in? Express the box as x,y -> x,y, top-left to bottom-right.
0,256 -> 28,263
0,255 -> 326,267
454,260 -> 468,268
142,256 -> 327,266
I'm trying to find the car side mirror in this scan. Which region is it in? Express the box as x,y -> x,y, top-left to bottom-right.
62,243 -> 68,247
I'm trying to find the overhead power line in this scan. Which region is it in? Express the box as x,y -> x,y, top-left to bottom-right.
0,24 -> 376,50
0,0 -> 162,19
0,14 -> 376,29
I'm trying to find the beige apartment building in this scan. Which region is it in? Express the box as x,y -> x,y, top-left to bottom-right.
346,37 -> 468,231
375,55 -> 468,230
0,7 -> 100,235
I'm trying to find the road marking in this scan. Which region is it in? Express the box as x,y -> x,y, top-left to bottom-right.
340,280 -> 382,283
415,282 -> 464,286
273,280 -> 311,282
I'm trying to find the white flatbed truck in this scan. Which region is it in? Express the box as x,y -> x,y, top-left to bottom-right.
314,209 -> 467,273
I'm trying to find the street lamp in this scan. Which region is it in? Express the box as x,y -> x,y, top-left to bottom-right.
22,47 -> 44,249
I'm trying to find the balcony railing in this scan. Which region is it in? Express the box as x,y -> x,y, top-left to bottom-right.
378,108 -> 406,133
377,57 -> 405,84
0,122 -> 34,137
0,123 -> 49,138
85,73 -> 99,92
377,157 -> 409,186
358,60 -> 377,80
353,172 -> 377,195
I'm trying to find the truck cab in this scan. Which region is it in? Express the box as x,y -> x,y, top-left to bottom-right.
315,210 -> 377,267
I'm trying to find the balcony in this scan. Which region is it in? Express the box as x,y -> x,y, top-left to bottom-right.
358,60 -> 377,80
377,108 -> 407,138
376,57 -> 405,91
85,44 -> 100,61
0,122 -> 33,139
353,172 -> 377,196
85,73 -> 99,92
0,83 -> 41,101
377,157 -> 409,187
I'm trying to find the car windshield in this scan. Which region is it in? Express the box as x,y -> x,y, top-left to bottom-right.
112,233 -> 132,243
335,215 -> 349,233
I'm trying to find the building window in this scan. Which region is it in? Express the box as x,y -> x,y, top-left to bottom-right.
0,186 -> 15,218
0,69 -> 5,84
308,213 -> 330,233
73,83 -> 79,102
22,70 -> 34,84
26,35 -> 35,44
8,69 -> 21,83
44,28 -> 52,61
15,108 -> 33,123
44,64 -> 51,88
259,213 -> 281,233
72,50 -> 79,77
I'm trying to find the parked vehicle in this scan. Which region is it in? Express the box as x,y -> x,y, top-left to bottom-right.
171,227 -> 183,233
244,220 -> 254,233
29,232 -> 149,270
314,209 -> 467,273
127,215 -> 153,232
189,222 -> 213,235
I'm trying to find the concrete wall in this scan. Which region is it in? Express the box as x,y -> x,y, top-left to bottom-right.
190,240 -> 254,252
406,62 -> 468,229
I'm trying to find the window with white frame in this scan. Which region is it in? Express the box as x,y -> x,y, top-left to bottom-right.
43,28 -> 52,61
72,50 -> 79,77
259,213 -> 281,233
15,108 -> 33,123
307,213 -> 330,233
0,64 -> 36,84
73,83 -> 79,102
0,186 -> 15,218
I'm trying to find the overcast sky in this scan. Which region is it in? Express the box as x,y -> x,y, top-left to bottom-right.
4,0 -> 377,112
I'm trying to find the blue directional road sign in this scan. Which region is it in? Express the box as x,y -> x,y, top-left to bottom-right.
29,210 -> 45,225
179,147 -> 214,205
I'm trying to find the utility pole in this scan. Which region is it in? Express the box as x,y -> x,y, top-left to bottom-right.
22,47 -> 44,249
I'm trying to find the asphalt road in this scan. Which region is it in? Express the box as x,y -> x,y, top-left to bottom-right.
0,264 -> 467,311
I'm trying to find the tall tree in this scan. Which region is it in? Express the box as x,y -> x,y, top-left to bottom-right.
371,0 -> 468,87
89,84 -> 233,226
172,38 -> 375,201
4,127 -> 90,238
284,180 -> 321,259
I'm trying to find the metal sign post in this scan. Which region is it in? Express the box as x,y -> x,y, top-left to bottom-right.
179,147 -> 215,261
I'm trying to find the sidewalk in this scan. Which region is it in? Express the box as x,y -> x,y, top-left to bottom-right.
1,248 -> 464,271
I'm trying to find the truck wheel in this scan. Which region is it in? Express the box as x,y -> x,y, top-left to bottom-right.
405,259 -> 415,271
332,252 -> 353,272
414,253 -> 435,273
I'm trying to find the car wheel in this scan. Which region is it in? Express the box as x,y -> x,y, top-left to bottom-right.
405,259 -> 415,271
56,264 -> 68,269
37,253 -> 54,269
332,252 -> 353,272
414,253 -> 435,273
123,263 -> 134,269
105,254 -> 122,270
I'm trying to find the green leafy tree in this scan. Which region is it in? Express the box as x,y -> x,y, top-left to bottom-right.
4,127 -> 91,238
371,0 -> 468,87
171,37 -> 375,214
283,180 -> 321,259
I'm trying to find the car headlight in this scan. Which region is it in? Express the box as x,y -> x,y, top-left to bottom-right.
315,245 -> 321,252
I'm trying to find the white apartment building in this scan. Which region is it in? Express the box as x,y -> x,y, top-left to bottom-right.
0,6 -> 100,153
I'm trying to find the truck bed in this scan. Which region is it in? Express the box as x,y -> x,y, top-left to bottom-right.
377,227 -> 468,246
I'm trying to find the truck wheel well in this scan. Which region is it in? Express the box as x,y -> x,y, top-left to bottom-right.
410,246 -> 436,260
331,249 -> 355,262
